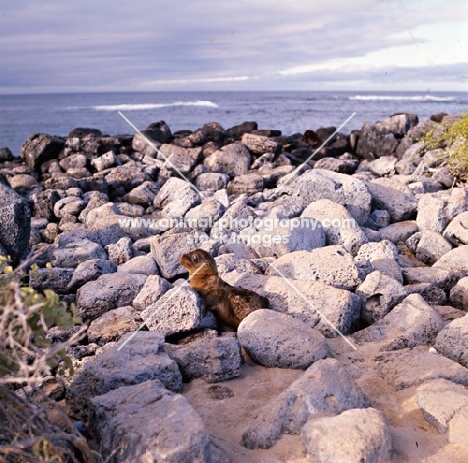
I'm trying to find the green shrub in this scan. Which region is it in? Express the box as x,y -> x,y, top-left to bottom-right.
418,113 -> 468,180
0,258 -> 100,462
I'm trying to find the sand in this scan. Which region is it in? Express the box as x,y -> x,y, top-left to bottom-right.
183,338 -> 468,462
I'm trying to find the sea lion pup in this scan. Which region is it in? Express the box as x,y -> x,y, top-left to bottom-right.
180,249 -> 270,330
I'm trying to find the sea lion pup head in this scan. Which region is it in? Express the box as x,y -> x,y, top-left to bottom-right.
179,249 -> 218,277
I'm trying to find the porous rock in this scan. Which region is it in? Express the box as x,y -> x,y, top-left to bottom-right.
153,177 -> 201,219
89,380 -> 228,463
415,378 -> 468,434
241,358 -> 370,449
266,247 -> 361,291
292,169 -> 371,226
117,254 -> 159,275
366,177 -> 417,222
435,314 -> 468,368
87,305 -> 140,346
433,245 -> 468,278
132,274 -> 173,312
353,293 -> 444,350
77,272 -> 146,322
49,230 -> 107,268
376,347 -> 468,390
204,143 -> 251,176
0,183 -> 31,265
141,285 -> 203,337
237,309 -> 328,369
20,132 -> 65,171
250,214 -> 326,258
66,332 -> 182,421
164,336 -> 242,383
356,271 -> 407,325
301,408 -> 393,463
301,199 -> 367,255
67,259 -> 117,292
223,272 -> 360,337
150,232 -> 196,279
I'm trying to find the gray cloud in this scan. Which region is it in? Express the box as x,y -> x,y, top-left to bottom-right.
0,0 -> 466,92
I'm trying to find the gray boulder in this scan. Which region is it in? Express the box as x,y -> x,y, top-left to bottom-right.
237,309 -> 328,369
433,245 -> 468,278
132,274 -> 173,311
353,293 -> 444,350
416,193 -> 446,232
227,172 -> 264,195
241,132 -> 282,155
367,156 -> 397,176
117,254 -> 159,275
435,314 -> 468,368
87,306 -> 141,346
402,267 -> 456,292
141,285 -> 203,337
241,358 -> 370,449
366,177 -> 417,222
443,211 -> 468,246
77,272 -> 146,322
151,232 -> 196,279
378,220 -> 418,243
250,215 -> 326,258
89,380 -> 228,463
407,230 -> 452,265
49,230 -> 107,268
185,197 -> 226,231
448,406 -> 468,449
370,258 -> 403,284
356,271 -> 407,325
354,240 -> 400,264
67,259 -> 117,292
223,272 -> 360,337
164,336 -> 242,383
195,173 -> 230,192
301,408 -> 392,463
105,236 -> 133,265
153,177 -> 201,219
20,132 -> 65,171
125,180 -> 159,206
266,247 -> 361,291
301,199 -> 367,255
292,169 -> 371,225
0,183 -> 31,265
90,150 -> 119,172
355,122 -> 399,159
415,378 -> 468,434
66,332 -> 182,421
449,276 -> 468,310
157,144 -> 202,174
376,347 -> 468,390
29,267 -> 74,294
204,143 -> 251,176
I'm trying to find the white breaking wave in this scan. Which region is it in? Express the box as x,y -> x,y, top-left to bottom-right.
90,100 -> 219,111
349,95 -> 455,102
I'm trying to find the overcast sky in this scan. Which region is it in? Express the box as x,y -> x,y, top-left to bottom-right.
1,0 -> 467,94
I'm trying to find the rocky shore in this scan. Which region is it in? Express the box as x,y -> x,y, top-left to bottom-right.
1,112 -> 468,462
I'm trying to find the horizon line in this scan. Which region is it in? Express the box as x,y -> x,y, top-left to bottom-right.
0,88 -> 467,97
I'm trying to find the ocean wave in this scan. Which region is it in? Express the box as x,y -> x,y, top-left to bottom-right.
349,95 -> 455,102
80,101 -> 219,111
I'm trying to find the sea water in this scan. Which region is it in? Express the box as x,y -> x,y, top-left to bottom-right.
0,90 -> 466,156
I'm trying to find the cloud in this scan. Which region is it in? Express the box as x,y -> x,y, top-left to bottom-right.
0,0 -> 466,92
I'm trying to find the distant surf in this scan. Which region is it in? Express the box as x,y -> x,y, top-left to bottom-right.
87,100 -> 219,111
349,95 -> 455,102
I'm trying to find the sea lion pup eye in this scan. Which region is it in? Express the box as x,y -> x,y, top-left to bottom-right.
179,249 -> 270,331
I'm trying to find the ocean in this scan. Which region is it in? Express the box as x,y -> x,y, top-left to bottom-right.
0,91 -> 467,157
